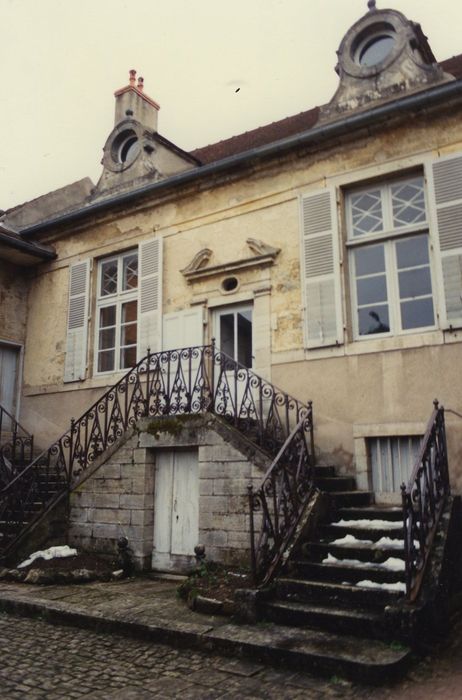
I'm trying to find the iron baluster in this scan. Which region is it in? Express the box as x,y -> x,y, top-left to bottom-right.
145,347 -> 151,417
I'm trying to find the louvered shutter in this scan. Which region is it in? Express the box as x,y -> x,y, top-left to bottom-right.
63,260 -> 90,383
300,189 -> 343,348
137,237 -> 163,359
431,154 -> 462,329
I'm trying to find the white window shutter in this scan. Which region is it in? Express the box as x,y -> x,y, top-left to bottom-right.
137,237 -> 163,359
64,260 -> 90,383
300,189 -> 343,348
431,154 -> 462,329
163,307 -> 204,351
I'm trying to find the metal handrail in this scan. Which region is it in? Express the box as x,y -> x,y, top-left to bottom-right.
401,399 -> 450,601
248,412 -> 315,586
0,343 -> 313,559
0,403 -> 34,472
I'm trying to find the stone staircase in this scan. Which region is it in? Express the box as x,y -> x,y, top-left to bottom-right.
256,464 -> 413,679
0,459 -> 67,560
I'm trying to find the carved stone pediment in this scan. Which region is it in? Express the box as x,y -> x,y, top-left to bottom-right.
181,238 -> 280,282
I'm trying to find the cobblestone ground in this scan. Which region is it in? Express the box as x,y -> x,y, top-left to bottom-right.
1,611 -> 462,699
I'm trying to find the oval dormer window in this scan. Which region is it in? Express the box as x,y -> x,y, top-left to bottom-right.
111,129 -> 140,166
118,134 -> 140,164
357,34 -> 395,67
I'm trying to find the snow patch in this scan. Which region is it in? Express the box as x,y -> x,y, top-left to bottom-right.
356,579 -> 406,593
18,546 -> 78,569
333,518 -> 401,530
331,534 -> 373,546
374,537 -> 404,548
322,553 -> 405,571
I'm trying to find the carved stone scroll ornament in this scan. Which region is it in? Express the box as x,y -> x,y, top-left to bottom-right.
181,248 -> 213,275
246,238 -> 281,259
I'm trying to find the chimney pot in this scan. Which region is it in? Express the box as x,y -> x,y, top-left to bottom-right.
137,76 -> 144,92
129,69 -> 136,86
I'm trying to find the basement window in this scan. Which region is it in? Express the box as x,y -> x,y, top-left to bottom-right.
369,435 -> 422,492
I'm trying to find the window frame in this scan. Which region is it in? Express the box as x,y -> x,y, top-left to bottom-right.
94,249 -> 138,376
213,303 -> 254,369
345,175 -> 437,340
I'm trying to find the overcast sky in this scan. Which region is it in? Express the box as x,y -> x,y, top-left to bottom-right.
1,0 -> 461,212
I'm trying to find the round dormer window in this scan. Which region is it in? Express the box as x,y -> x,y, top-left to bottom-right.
118,135 -> 140,164
111,129 -> 141,167
356,33 -> 395,67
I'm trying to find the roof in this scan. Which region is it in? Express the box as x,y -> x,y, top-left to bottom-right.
191,108 -> 320,164
8,53 -> 462,237
191,54 -> 462,165
0,221 -> 56,266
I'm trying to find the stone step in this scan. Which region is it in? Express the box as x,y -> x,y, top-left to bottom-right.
263,599 -> 394,640
337,506 -> 403,522
289,559 -> 405,585
305,541 -> 405,563
275,577 -> 403,608
209,621 -> 411,683
313,465 -> 336,478
319,524 -> 404,542
328,491 -> 375,508
314,476 -> 356,492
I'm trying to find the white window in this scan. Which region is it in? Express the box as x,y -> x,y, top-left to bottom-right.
95,251 -> 138,373
369,435 -> 422,493
346,175 -> 436,338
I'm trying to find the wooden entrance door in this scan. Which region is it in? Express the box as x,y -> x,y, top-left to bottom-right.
152,449 -> 199,571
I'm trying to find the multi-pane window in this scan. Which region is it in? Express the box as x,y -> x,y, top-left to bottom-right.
346,176 -> 435,338
96,251 -> 138,373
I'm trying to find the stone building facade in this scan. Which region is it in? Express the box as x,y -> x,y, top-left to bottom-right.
2,3 -> 462,569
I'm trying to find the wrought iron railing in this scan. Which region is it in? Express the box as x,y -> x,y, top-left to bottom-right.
0,343 -> 312,557
401,400 -> 450,601
248,413 -> 315,586
0,403 -> 34,486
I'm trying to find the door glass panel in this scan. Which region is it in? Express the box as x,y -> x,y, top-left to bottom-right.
237,310 -> 253,368
219,314 -> 235,358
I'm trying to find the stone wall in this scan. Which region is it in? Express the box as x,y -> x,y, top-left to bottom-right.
68,415 -> 269,571
0,260 -> 28,345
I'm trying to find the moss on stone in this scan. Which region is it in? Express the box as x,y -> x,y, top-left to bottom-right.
145,414 -> 203,440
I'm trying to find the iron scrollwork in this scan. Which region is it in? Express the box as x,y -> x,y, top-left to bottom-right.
0,344 -> 313,561
401,400 -> 450,601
